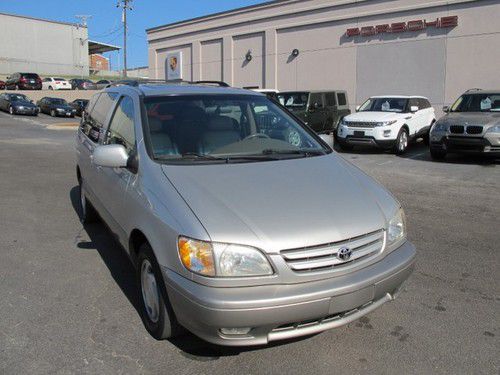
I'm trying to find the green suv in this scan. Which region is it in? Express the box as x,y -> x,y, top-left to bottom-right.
277,90 -> 351,133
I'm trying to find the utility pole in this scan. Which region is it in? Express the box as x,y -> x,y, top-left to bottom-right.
117,0 -> 133,77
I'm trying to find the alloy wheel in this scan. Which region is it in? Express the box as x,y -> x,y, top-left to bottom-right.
399,131 -> 408,152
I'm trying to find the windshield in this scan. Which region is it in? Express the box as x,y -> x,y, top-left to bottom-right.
50,98 -> 68,105
8,94 -> 28,101
22,74 -> 39,79
143,94 -> 327,163
54,78 -> 65,81
359,97 -> 409,113
277,92 -> 309,109
450,93 -> 500,112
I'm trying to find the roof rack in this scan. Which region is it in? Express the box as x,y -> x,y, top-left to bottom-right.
107,79 -> 231,88
465,88 -> 482,92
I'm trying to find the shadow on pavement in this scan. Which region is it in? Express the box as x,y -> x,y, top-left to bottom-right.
69,185 -> 317,360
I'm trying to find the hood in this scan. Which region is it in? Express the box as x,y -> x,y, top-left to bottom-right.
439,112 -> 500,126
162,154 -> 397,253
12,100 -> 35,107
345,111 -> 405,122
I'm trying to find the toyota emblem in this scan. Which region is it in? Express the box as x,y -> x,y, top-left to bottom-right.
337,247 -> 352,261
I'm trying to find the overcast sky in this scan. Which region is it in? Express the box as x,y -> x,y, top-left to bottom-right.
0,0 -> 266,70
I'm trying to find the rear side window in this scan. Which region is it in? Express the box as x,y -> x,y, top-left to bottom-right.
309,93 -> 323,108
325,93 -> 336,106
418,98 -> 431,109
337,93 -> 347,106
105,96 -> 136,153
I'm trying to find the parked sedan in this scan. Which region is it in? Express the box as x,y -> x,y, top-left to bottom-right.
42,77 -> 71,90
94,79 -> 113,90
0,80 -> 5,90
70,99 -> 89,117
0,93 -> 39,116
69,79 -> 97,90
5,72 -> 42,90
37,97 -> 76,117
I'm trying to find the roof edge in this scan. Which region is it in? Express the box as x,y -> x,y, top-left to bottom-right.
0,11 -> 86,28
146,0 -> 295,33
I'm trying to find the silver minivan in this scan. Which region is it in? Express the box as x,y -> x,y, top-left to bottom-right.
76,82 -> 415,346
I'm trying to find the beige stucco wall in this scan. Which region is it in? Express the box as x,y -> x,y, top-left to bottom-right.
147,0 -> 500,110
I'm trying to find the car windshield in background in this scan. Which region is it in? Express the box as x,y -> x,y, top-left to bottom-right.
22,74 -> 39,79
144,94 -> 327,163
54,78 -> 65,81
9,94 -> 28,101
50,99 -> 68,105
277,92 -> 309,109
450,94 -> 500,112
359,98 -> 409,113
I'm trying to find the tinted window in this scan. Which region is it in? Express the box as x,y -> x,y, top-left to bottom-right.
409,98 -> 419,109
309,93 -> 323,108
325,93 -> 336,106
337,93 -> 347,106
106,96 -> 136,153
277,92 -> 309,109
22,74 -> 39,79
92,92 -> 118,127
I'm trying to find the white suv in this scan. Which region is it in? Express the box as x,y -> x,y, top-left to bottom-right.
337,96 -> 435,154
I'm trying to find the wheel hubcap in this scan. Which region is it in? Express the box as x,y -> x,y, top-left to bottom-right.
141,260 -> 160,323
399,132 -> 408,151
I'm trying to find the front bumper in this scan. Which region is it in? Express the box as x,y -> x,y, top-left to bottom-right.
337,125 -> 398,149
13,107 -> 38,115
430,135 -> 500,154
163,241 -> 416,346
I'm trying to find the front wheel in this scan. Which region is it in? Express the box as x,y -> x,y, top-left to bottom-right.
137,243 -> 182,340
9,106 -> 15,115
394,128 -> 409,155
50,109 -> 56,117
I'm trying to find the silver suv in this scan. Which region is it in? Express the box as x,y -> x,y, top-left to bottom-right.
430,89 -> 500,159
76,82 -> 416,346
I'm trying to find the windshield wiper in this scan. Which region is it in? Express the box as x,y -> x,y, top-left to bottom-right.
261,149 -> 326,157
180,152 -> 227,160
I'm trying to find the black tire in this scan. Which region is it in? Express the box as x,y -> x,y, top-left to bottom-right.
15,84 -> 19,90
394,128 -> 409,155
137,243 -> 181,340
48,86 -> 53,90
430,148 -> 447,161
78,178 -> 98,224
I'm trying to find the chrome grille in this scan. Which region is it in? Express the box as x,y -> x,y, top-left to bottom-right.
280,230 -> 384,273
466,125 -> 483,135
450,125 -> 464,134
345,121 -> 377,128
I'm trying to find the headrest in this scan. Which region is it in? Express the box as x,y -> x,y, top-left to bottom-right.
148,117 -> 163,132
207,115 -> 236,131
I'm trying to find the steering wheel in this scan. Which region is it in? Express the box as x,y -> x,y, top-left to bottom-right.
244,133 -> 271,141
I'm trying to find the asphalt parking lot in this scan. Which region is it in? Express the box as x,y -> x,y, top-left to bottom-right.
0,112 -> 498,374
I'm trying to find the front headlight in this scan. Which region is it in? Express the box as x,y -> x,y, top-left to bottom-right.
56,108 -> 65,112
375,120 -> 397,127
485,125 -> 500,134
386,208 -> 407,251
432,122 -> 448,132
178,236 -> 273,277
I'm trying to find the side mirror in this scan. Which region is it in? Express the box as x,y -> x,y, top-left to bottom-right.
355,105 -> 360,112
92,144 -> 128,168
442,106 -> 449,113
410,106 -> 419,113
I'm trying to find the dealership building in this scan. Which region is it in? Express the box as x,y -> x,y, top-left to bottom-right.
0,12 -> 120,77
147,0 -> 500,110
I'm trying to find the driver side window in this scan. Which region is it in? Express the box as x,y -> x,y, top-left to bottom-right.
105,96 -> 136,153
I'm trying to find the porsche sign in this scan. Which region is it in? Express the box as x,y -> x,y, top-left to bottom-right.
346,16 -> 458,37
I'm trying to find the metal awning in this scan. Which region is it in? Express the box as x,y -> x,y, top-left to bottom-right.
88,40 -> 121,55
